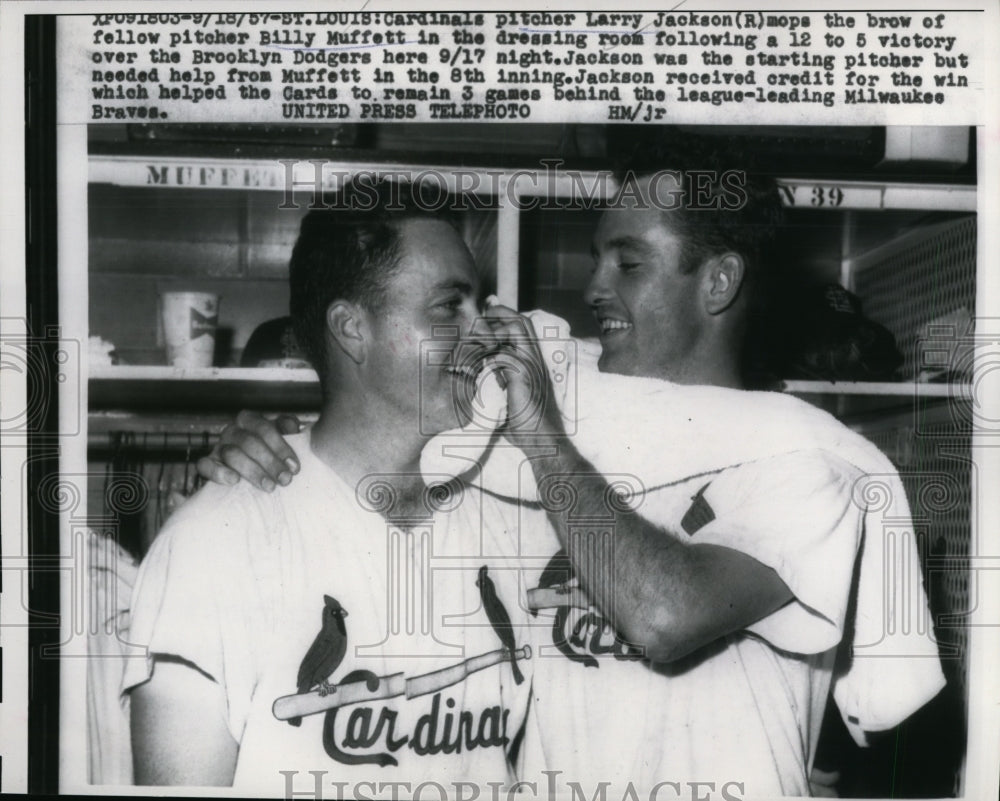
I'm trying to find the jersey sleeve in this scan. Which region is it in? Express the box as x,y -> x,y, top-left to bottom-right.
691,449 -> 865,655
121,485 -> 260,742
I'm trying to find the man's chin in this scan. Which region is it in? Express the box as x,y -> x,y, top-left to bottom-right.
597,349 -> 629,376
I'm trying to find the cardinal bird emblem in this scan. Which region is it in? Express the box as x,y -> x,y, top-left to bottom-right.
288,595 -> 348,726
476,566 -> 524,685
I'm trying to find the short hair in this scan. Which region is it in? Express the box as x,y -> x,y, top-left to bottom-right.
612,131 -> 784,294
611,131 -> 786,388
288,177 -> 457,381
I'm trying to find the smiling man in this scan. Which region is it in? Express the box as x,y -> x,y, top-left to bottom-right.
587,171 -> 756,388
482,167 -> 848,795
124,179 -> 537,792
197,146 -> 944,796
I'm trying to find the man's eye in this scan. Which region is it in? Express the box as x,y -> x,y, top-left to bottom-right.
619,262 -> 640,272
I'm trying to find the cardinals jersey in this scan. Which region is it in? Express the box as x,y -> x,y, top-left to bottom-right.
517,449 -> 867,799
123,431 -> 541,796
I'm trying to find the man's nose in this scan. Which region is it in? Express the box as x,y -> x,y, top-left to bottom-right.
456,307 -> 496,361
584,264 -> 611,307
461,299 -> 489,340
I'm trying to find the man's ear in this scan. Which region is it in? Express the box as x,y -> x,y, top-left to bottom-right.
326,301 -> 367,365
703,253 -> 745,315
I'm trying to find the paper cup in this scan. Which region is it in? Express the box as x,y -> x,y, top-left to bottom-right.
160,291 -> 220,368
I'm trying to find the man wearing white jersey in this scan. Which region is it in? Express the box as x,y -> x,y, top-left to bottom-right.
200,146 -> 945,796
124,179 -> 540,793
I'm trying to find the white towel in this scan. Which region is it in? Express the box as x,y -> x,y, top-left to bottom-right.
421,310 -> 946,745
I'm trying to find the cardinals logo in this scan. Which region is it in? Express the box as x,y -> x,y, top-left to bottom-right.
279,587 -> 523,768
288,595 -> 350,727
529,550 -> 643,666
287,595 -> 391,765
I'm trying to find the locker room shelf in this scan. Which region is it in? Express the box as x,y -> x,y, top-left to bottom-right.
780,380 -> 969,397
781,381 -> 973,429
90,365 -> 318,381
89,365 -> 320,411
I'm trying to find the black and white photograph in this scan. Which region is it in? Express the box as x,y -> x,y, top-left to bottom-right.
1,3 -> 998,800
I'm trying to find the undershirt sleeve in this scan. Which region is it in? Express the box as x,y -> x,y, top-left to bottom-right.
691,449 -> 865,655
